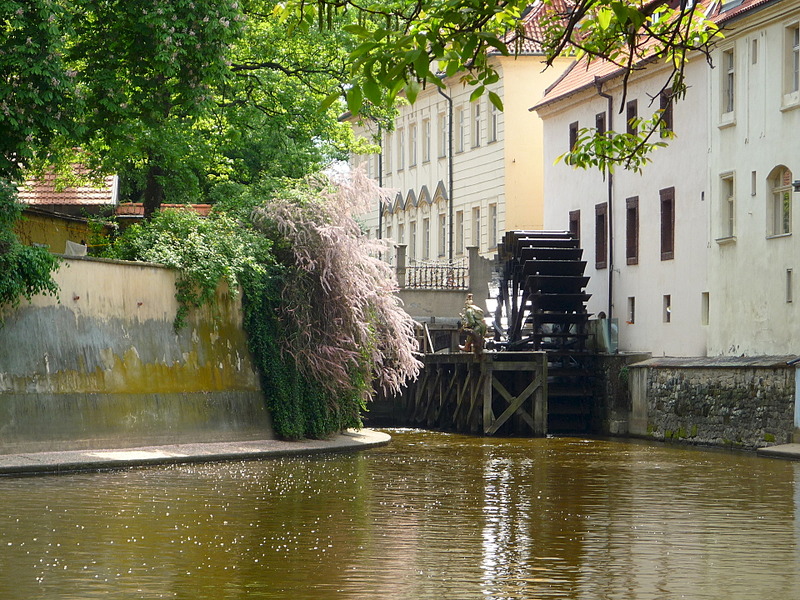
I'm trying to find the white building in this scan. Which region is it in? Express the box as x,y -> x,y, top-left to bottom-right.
707,0 -> 800,356
534,52 -> 711,357
349,3 -> 573,265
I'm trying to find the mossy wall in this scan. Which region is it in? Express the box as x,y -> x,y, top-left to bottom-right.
0,256 -> 272,453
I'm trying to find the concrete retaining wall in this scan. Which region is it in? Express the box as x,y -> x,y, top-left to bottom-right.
629,357 -> 796,449
0,256 -> 272,453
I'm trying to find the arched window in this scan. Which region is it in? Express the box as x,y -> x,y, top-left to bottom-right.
768,166 -> 793,236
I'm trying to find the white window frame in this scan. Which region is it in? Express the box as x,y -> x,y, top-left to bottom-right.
438,212 -> 447,257
456,107 -> 466,153
471,101 -> 481,148
455,210 -> 464,255
384,134 -> 392,173
422,217 -> 430,260
397,128 -> 405,171
438,112 -> 448,158
784,24 -> 800,108
768,167 -> 793,237
489,102 -> 499,142
409,122 -> 418,167
423,118 -> 431,163
721,48 -> 735,123
489,203 -> 497,248
472,206 -> 481,249
719,172 -> 735,240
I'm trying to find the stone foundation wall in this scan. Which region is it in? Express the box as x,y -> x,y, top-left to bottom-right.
629,357 -> 796,450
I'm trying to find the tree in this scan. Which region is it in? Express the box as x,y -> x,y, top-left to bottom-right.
0,0 -> 76,181
279,0 -> 721,170
66,0 -> 246,216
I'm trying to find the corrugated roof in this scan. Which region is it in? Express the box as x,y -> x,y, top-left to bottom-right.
18,166 -> 118,206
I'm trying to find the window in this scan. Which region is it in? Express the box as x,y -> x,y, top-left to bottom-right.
409,221 -> 417,260
751,170 -> 757,196
438,213 -> 447,257
489,204 -> 497,248
569,209 -> 580,241
786,25 -> 800,95
397,128 -> 405,171
626,196 -> 639,265
722,48 -> 735,114
768,166 -> 792,236
701,292 -> 709,326
569,121 -> 579,150
489,102 -> 499,142
626,100 -> 638,135
721,174 -> 735,238
398,223 -> 405,245
409,122 -> 418,167
752,37 -> 758,64
384,134 -> 392,173
438,112 -> 448,158
595,112 -> 606,135
386,224 -> 393,241
595,203 -> 608,269
472,207 -> 481,249
456,211 -> 464,255
663,295 -> 671,323
422,217 -> 430,260
456,107 -> 466,153
660,187 -> 675,260
787,269 -> 794,303
472,102 -> 481,147
659,91 -> 673,135
627,297 -> 636,325
422,119 -> 431,163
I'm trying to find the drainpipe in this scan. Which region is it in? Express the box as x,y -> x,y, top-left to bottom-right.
377,125 -> 383,240
595,78 -> 615,341
438,86 -> 454,261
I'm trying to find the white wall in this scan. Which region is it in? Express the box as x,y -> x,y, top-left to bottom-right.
538,59 -> 710,357
708,0 -> 800,355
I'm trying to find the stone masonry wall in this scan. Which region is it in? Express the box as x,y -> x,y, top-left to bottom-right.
631,358 -> 795,450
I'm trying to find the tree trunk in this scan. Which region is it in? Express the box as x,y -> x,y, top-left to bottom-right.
143,163 -> 165,220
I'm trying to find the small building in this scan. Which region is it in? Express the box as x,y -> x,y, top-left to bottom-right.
15,166 -> 119,255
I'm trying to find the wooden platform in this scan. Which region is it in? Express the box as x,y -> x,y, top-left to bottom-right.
405,352 -> 548,436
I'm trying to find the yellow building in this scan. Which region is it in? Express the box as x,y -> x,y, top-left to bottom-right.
349,3 -> 573,263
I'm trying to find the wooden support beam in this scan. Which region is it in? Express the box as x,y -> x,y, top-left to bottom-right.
486,375 -> 539,434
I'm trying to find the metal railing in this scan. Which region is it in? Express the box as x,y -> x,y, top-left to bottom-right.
404,257 -> 468,290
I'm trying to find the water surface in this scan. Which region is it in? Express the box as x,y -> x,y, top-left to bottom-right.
0,430 -> 798,599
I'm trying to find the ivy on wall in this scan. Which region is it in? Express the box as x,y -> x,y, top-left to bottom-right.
101,172 -> 420,441
0,180 -> 60,316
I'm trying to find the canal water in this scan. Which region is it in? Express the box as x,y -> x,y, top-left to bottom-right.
1,429 -> 798,599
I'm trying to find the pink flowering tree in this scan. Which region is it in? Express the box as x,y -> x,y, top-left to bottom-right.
246,169 -> 420,437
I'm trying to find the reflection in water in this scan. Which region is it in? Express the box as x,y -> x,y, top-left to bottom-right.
0,430 -> 798,599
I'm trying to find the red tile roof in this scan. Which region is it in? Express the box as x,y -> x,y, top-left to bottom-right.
115,203 -> 214,217
18,166 -> 118,206
502,0 -> 575,55
713,0 -> 778,23
532,0 -> 776,110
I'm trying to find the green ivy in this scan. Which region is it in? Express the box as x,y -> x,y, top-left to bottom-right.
0,180 -> 60,315
240,266 -> 364,440
104,208 -> 271,330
